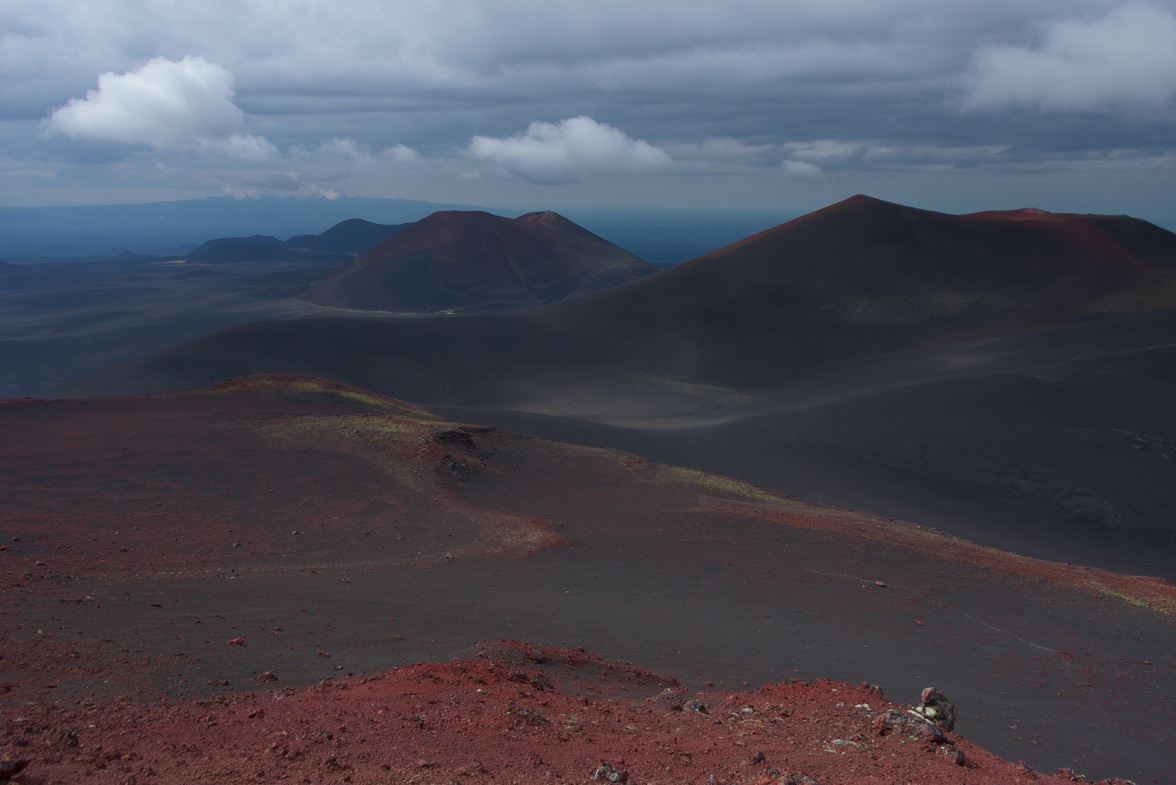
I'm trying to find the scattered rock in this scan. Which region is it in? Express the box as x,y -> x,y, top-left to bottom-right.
915,687 -> 956,731
782,774 -> 822,785
507,666 -> 552,691
747,750 -> 766,765
939,745 -> 967,765
435,429 -> 479,451
652,687 -> 686,710
593,763 -> 629,783
0,759 -> 29,781
226,637 -> 245,646
1055,769 -> 1089,782
507,707 -> 551,726
829,738 -> 868,752
458,761 -> 488,776
683,698 -> 708,714
252,670 -> 279,683
873,709 -> 945,743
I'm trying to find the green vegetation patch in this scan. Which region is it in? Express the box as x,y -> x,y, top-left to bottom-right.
652,465 -> 784,505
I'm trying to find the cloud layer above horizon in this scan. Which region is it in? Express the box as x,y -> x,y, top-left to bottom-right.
2,0 -> 1174,223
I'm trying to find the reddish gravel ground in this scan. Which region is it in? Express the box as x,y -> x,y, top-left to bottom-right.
1,642 -> 1118,785
2,375 -> 1173,783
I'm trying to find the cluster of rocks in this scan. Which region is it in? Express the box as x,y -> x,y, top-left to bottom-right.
593,762 -> 628,783
1054,768 -> 1138,785
651,687 -> 707,714
872,688 -> 965,766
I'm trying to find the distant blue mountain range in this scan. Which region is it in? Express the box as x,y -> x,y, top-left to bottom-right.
0,196 -> 785,265
0,197 -> 485,258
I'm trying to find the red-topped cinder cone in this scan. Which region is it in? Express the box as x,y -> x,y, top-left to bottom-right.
300,209 -> 655,312
662,193 -> 1176,330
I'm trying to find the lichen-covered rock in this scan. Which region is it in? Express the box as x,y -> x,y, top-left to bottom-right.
915,687 -> 956,731
782,774 -> 822,785
873,708 -> 946,743
593,762 -> 629,783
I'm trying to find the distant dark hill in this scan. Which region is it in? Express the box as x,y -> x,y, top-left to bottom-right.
184,220 -> 408,264
186,235 -> 293,263
0,195 -> 481,257
299,210 -> 658,312
285,218 -> 407,254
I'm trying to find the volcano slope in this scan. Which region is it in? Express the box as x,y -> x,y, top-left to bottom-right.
299,209 -> 658,313
64,196 -> 1176,578
2,375 -> 1174,783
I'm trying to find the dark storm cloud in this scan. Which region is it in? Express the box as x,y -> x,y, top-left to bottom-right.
2,1 -> 1174,222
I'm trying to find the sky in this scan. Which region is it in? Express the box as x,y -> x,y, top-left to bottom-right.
3,0 -> 1176,226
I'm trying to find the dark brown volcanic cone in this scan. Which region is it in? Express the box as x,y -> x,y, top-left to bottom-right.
648,194 -> 1176,335
300,209 -> 657,312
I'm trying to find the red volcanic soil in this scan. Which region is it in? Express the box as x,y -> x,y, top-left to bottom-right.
2,374 -> 1175,782
3,641 -> 1113,785
964,206 -> 1170,278
300,210 -> 656,312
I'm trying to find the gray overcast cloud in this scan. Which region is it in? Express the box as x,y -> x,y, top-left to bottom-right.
2,0 -> 1175,225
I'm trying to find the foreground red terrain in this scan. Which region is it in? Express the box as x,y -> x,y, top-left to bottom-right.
2,641 -> 1128,785
2,375 -> 1173,783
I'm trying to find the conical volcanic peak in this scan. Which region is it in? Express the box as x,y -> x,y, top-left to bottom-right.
286,218 -> 407,254
299,210 -> 657,313
676,193 -> 1176,330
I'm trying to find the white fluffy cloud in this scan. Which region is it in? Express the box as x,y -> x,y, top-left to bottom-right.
46,55 -> 272,155
964,3 -> 1176,111
467,116 -> 672,184
780,160 -> 824,180
382,144 -> 424,165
